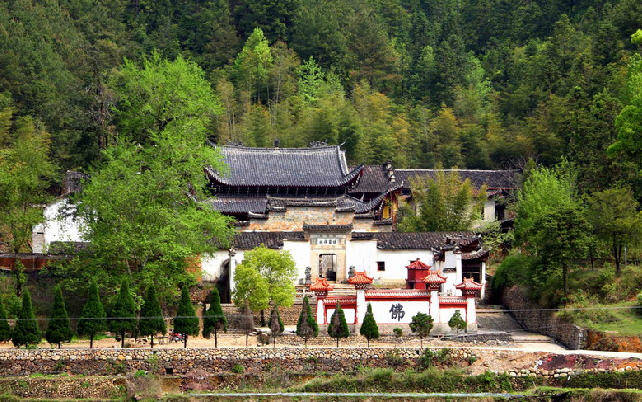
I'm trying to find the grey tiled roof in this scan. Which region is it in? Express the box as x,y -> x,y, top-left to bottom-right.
395,169 -> 519,189
233,231 -> 305,249
205,197 -> 268,214
206,145 -> 363,187
350,232 -> 479,250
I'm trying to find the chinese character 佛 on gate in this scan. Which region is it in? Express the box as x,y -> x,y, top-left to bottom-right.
389,303 -> 405,321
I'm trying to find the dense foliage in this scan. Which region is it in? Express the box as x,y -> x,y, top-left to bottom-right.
359,303 -> 379,347
202,288 -> 227,348
173,285 -> 199,348
77,280 -> 107,349
327,302 -> 350,347
138,284 -> 166,349
0,0 -> 638,196
45,285 -> 73,348
12,290 -> 40,348
296,295 -> 318,346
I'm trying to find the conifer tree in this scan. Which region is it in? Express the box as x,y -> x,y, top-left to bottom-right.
138,284 -> 166,349
359,303 -> 379,347
45,285 -> 73,348
78,280 -> 107,348
12,289 -> 40,348
239,301 -> 254,347
410,312 -> 433,349
173,285 -> 199,348
269,306 -> 284,348
448,310 -> 466,334
109,278 -> 137,348
327,302 -> 349,347
0,299 -> 11,342
203,288 -> 227,348
296,296 -> 318,347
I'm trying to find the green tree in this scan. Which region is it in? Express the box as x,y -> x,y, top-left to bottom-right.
232,246 -> 297,320
138,285 -> 166,349
12,289 -> 40,348
73,53 -> 234,299
448,310 -> 466,334
269,306 -> 284,348
409,312 -> 433,349
530,207 -> 592,301
514,165 -> 580,245
296,296 -> 318,347
45,285 -> 73,348
203,288 -> 227,348
232,28 -> 273,102
327,302 -> 349,347
0,98 -> 55,294
109,278 -> 137,348
588,188 -> 642,275
0,299 -> 11,342
359,303 -> 379,347
399,169 -> 485,232
608,53 -> 642,200
77,280 -> 107,349
173,285 -> 199,348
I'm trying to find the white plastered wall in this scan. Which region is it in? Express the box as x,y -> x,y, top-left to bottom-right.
282,240 -> 311,285
32,198 -> 87,253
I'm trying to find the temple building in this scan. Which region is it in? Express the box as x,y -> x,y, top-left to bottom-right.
201,145 -> 517,301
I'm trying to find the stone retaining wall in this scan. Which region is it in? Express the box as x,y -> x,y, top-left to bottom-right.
502,286 -> 586,349
0,347 -> 639,378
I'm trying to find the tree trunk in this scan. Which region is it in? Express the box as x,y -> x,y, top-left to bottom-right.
245,332 -> 248,347
273,337 -> 276,349
260,310 -> 265,327
336,337 -> 339,348
121,331 -> 125,348
563,266 -> 568,299
420,337 -> 423,349
90,334 -> 94,349
367,338 -> 369,348
304,338 -> 307,348
615,242 -> 622,276
183,334 -> 188,349
150,334 -> 154,349
58,342 -> 61,349
214,328 -> 218,348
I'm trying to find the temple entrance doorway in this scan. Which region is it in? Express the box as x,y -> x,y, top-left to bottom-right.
217,259 -> 231,303
319,254 -> 337,282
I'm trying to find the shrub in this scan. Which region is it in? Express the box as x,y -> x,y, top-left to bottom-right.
12,290 -> 40,348
231,363 -> 244,374
448,311 -> 466,333
359,303 -> 379,347
637,292 -> 642,316
327,302 -> 349,347
385,349 -> 404,367
393,328 -> 402,338
491,253 -> 533,296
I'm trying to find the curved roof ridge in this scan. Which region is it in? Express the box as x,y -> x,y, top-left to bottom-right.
219,144 -> 342,152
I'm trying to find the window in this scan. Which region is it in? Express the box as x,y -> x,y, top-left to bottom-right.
377,261 -> 385,271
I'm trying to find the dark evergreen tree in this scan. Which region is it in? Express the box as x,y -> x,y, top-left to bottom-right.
448,310 -> 467,333
78,280 -> 107,348
202,288 -> 227,348
327,302 -> 349,347
109,278 -> 137,348
410,312 -> 433,349
239,301 -> 254,347
173,285 -> 199,348
269,306 -> 284,348
138,284 -> 166,349
12,289 -> 40,348
0,299 -> 11,342
359,303 -> 379,347
296,296 -> 318,347
45,285 -> 73,348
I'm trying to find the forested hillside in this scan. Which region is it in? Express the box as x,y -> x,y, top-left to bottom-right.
0,0 -> 640,197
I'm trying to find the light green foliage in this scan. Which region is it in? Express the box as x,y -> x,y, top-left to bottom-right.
514,166 -> 580,244
399,169 -> 485,232
233,28 -> 273,100
173,285 -> 199,347
448,310 -> 466,333
0,98 -> 55,255
45,285 -> 73,348
588,188 -> 642,275
232,246 -> 296,311
359,303 -> 379,347
202,288 -> 227,348
296,296 -> 318,345
109,279 -> 137,348
72,53 -> 234,299
138,285 -> 166,348
12,290 -> 40,348
327,302 -> 350,347
77,280 -> 106,348
409,312 -> 433,348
